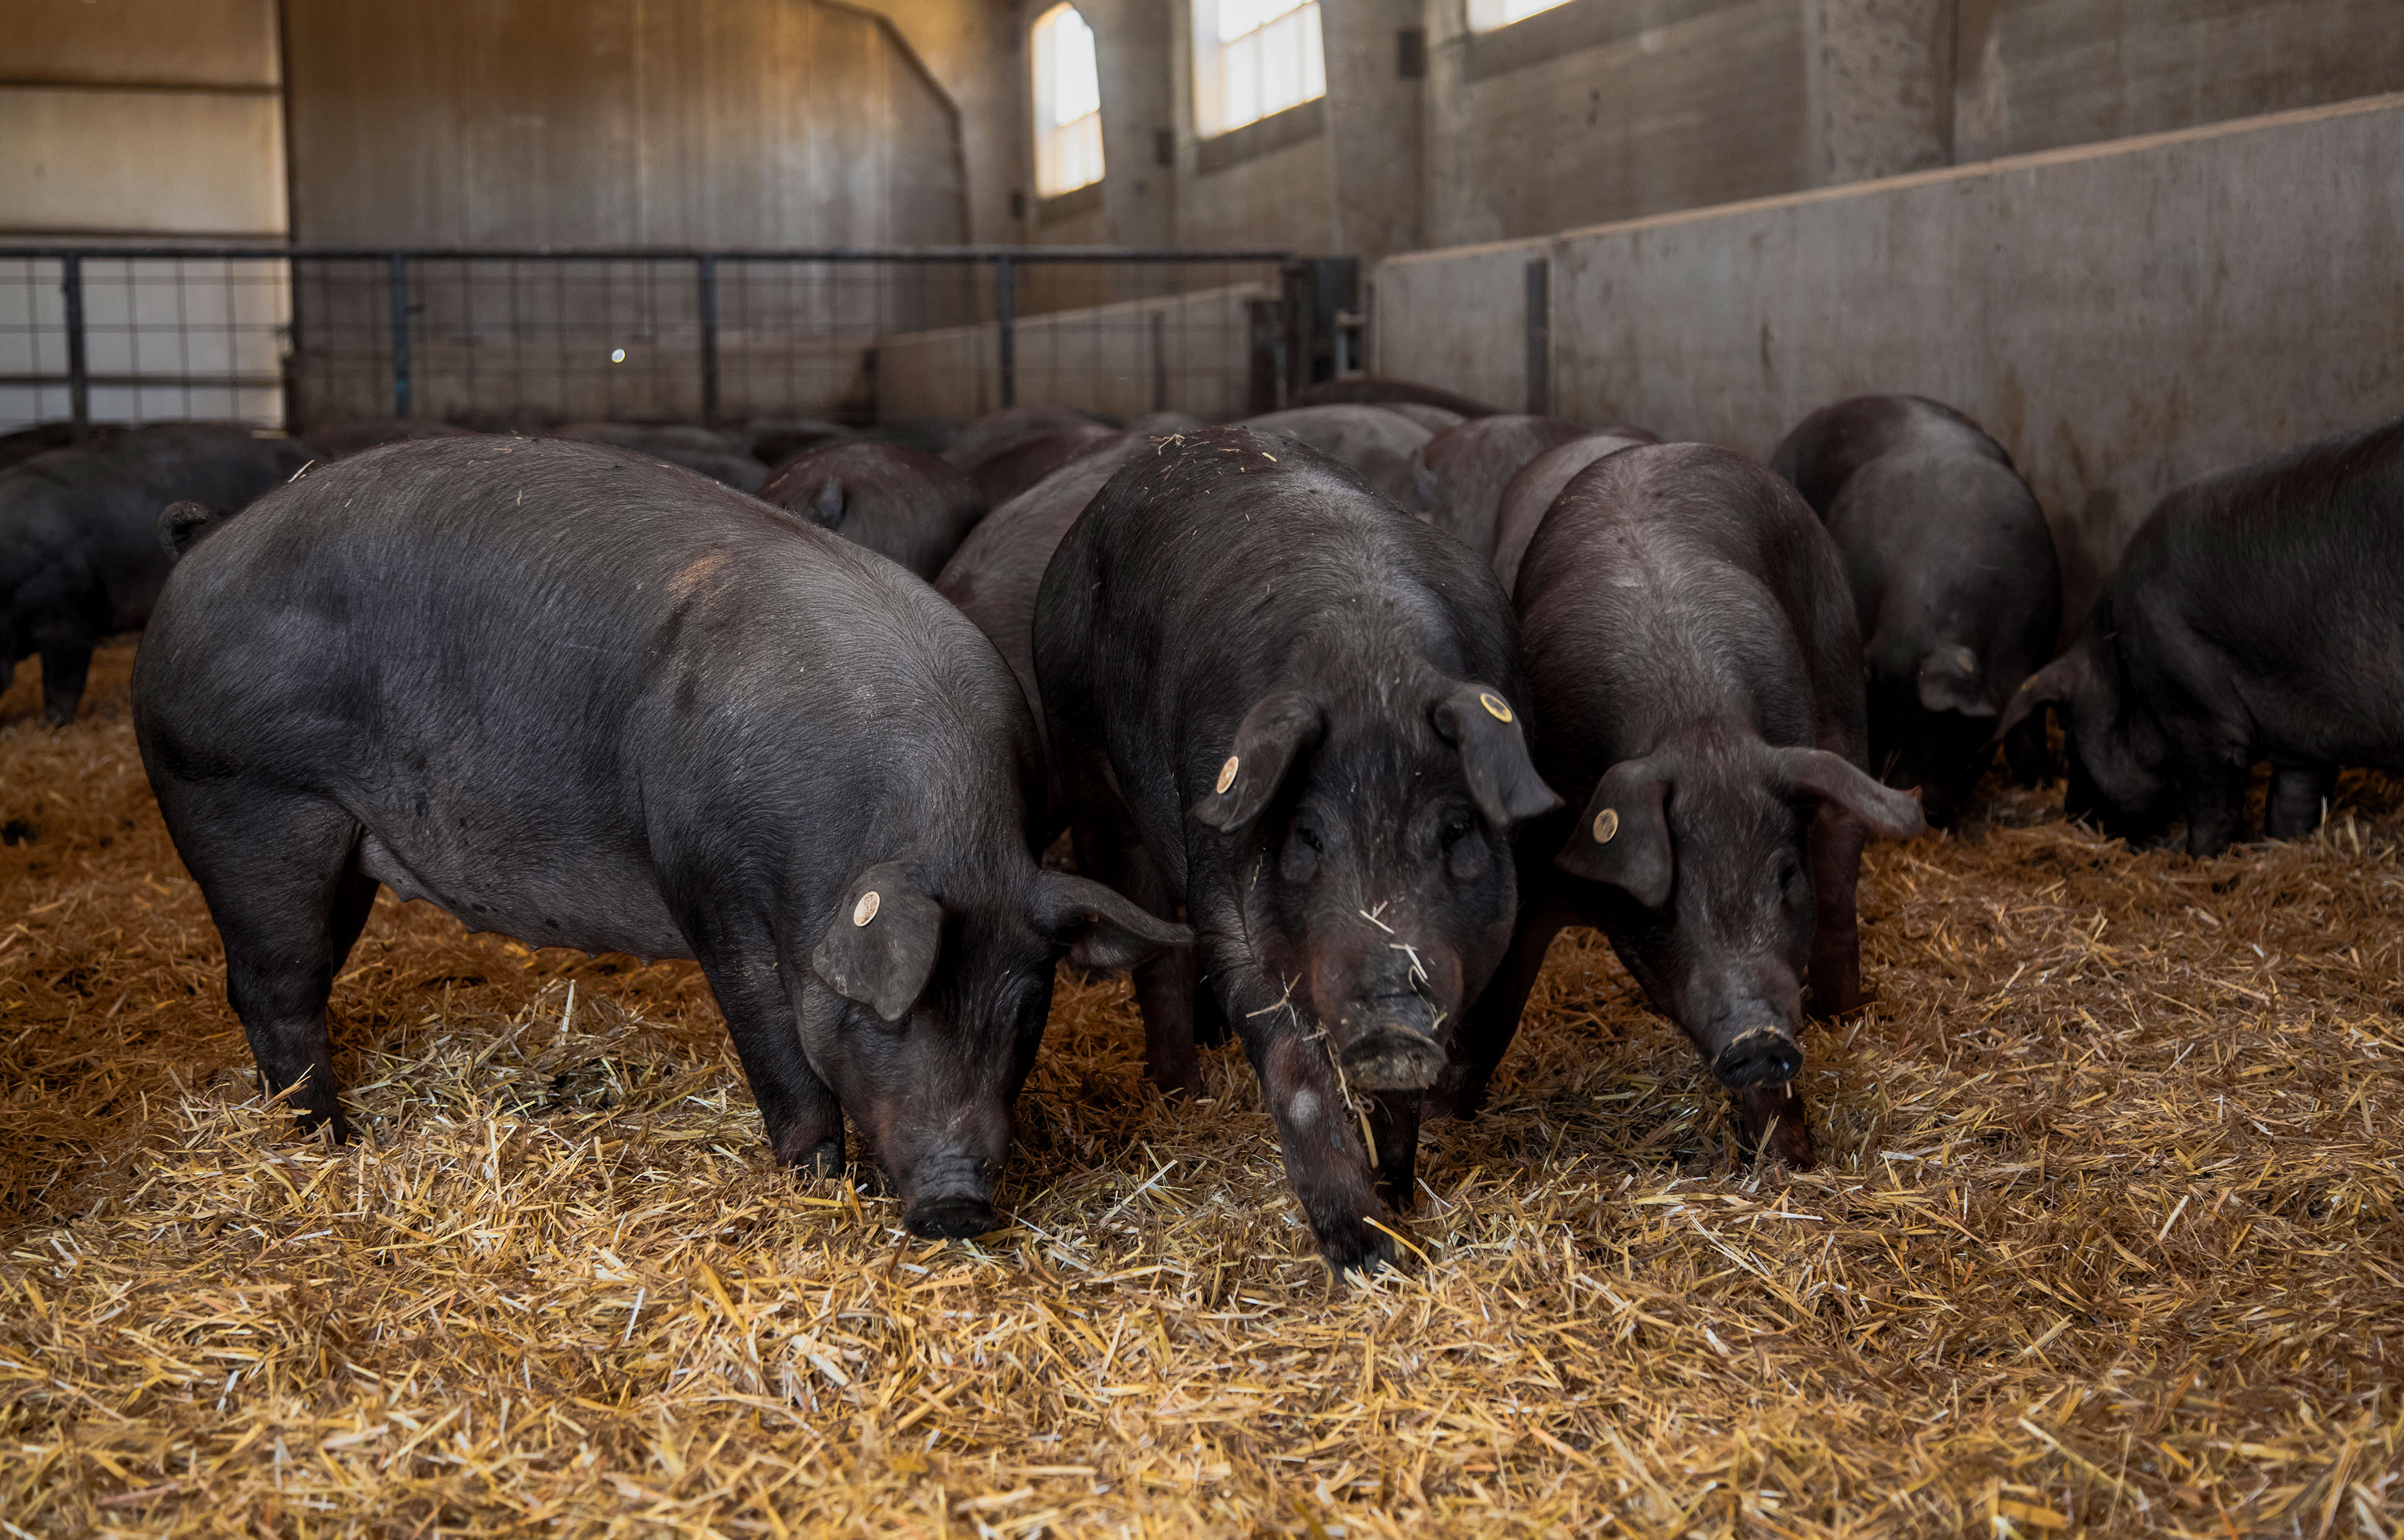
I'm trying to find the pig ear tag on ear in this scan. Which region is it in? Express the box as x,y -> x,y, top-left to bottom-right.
1216,756 -> 1240,794
1591,807 -> 1619,844
1478,691 -> 1513,724
811,863 -> 940,1023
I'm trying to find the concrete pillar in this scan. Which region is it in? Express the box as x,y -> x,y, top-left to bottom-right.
1805,0 -> 1957,186
1083,0 -> 1177,247
1318,0 -> 1425,263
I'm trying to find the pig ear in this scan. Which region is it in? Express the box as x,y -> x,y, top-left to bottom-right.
1431,683 -> 1562,828
1191,691 -> 1325,832
1555,760 -> 1672,906
1918,644 -> 1995,717
1994,649 -> 2088,744
1039,873 -> 1192,973
1769,748 -> 1926,839
811,478 -> 847,529
809,862 -> 942,1022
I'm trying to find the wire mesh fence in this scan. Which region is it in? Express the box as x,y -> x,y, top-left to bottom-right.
1,247 -> 1319,439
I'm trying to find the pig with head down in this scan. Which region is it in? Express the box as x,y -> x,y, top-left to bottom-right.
135,436 -> 1185,1240
1035,429 -> 1559,1272
1445,444 -> 1922,1165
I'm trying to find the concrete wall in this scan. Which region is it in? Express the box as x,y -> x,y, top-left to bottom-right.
1953,0 -> 2404,162
1373,95 -> 2404,632
877,280 -> 1275,420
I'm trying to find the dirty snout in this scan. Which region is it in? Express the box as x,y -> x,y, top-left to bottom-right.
876,1106 -> 1011,1240
1700,1000 -> 1802,1090
1311,938 -> 1453,1094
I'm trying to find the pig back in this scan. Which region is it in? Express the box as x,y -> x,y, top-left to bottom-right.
143,435 -> 1039,853
1515,443 -> 1867,776
1035,429 -> 1523,841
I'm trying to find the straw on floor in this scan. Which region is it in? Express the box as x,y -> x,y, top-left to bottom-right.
2,641 -> 2399,1537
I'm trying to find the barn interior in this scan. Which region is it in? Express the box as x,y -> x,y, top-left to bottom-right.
4,2 -> 2403,1534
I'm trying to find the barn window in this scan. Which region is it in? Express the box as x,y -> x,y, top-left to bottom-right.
1467,0 -> 1574,29
1032,3 -> 1105,197
1192,0 -> 1326,139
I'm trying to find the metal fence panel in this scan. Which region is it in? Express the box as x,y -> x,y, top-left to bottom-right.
0,246 -> 1301,437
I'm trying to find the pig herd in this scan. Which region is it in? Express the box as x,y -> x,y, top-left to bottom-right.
5,390 -> 2400,1275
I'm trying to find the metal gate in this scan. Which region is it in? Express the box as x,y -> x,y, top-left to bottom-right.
0,245 -> 1369,437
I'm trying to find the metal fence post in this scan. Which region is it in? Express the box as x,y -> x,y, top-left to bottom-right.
1524,256 -> 1551,416
387,253 -> 413,417
696,255 -> 720,426
61,254 -> 89,441
994,255 -> 1017,410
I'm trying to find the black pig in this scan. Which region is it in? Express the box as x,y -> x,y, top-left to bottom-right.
1490,429 -> 1658,595
135,436 -> 1185,1238
1239,406 -> 1433,500
2,423 -> 311,724
1035,429 -> 1559,1271
1999,413 -> 2404,854
1445,445 -> 1923,1164
1398,414 -> 1590,557
1772,395 -> 2061,819
759,441 -> 986,579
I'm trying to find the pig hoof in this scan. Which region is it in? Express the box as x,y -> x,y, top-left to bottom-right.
904,1195 -> 999,1240
782,1136 -> 845,1178
1710,1030 -> 1801,1089
1320,1224 -> 1396,1280
1341,1030 -> 1445,1093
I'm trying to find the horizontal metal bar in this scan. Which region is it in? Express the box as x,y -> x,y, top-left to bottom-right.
0,78 -> 283,97
0,244 -> 1297,265
0,373 -> 284,390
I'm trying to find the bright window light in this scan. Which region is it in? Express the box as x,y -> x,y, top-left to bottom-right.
1032,3 -> 1104,198
1192,0 -> 1325,139
1468,0 -> 1574,30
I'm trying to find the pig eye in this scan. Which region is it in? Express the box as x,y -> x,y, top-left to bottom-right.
1438,813 -> 1474,848
1777,855 -> 1808,903
1293,820 -> 1325,853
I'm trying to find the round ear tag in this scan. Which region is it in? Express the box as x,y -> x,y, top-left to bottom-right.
1592,808 -> 1620,844
1478,691 -> 1513,724
853,891 -> 881,926
1216,756 -> 1240,794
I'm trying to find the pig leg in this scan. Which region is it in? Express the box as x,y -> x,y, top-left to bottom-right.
2179,757 -> 2247,857
2002,712 -> 2055,788
689,928 -> 844,1174
1064,768 -> 1200,1094
1245,1020 -> 1392,1275
164,788 -> 363,1139
1366,1089 -> 1422,1213
1733,1082 -> 1814,1167
1426,900 -> 1564,1121
2264,763 -> 2337,841
38,640 -> 94,728
1805,807 -> 1870,1017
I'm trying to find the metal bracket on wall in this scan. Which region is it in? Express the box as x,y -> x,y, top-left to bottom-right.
1525,256 -> 1551,416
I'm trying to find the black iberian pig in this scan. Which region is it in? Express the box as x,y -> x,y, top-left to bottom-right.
1035,429 -> 1559,1272
135,436 -> 1185,1240
1445,444 -> 1923,1166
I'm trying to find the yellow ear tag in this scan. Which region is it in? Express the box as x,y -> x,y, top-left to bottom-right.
1216,756 -> 1240,794
1592,808 -> 1620,844
1478,691 -> 1513,724
853,891 -> 881,926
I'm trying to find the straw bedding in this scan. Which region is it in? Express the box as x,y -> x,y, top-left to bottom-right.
3,641 -> 2399,1537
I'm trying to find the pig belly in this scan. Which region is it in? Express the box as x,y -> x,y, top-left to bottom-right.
356,828 -> 691,961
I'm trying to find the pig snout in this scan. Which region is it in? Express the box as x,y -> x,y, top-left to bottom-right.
1702,1002 -> 1802,1090
899,1148 -> 999,1240
1337,990 -> 1447,1091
